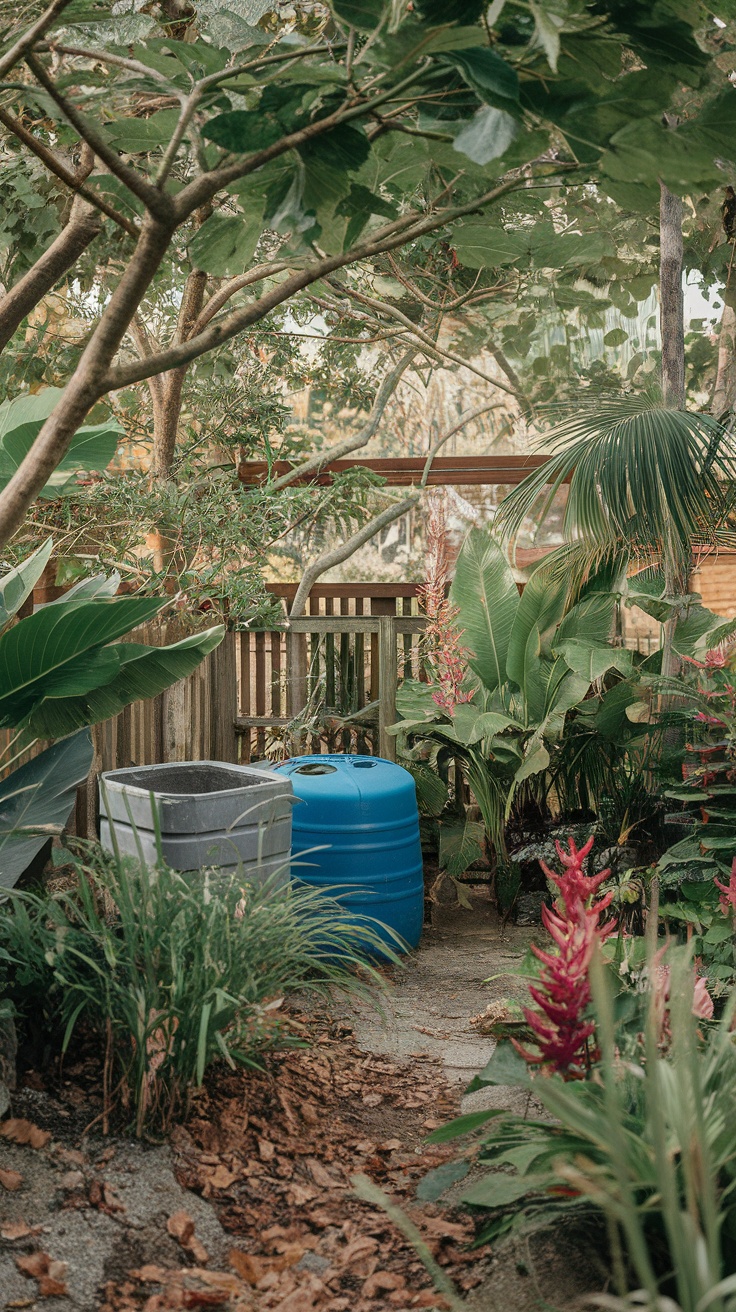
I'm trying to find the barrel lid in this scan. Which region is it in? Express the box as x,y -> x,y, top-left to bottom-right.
273,755 -> 416,824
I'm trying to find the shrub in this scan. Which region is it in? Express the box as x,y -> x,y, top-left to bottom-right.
0,845 -> 390,1135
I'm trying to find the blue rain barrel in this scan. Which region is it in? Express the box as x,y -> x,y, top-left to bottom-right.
273,754 -> 424,952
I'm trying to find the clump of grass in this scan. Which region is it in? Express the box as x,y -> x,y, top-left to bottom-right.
0,844 -> 391,1135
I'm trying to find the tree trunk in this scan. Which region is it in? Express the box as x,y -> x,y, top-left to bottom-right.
659,182 -> 686,680
712,299 -> 736,421
151,269 -> 208,480
660,183 -> 685,409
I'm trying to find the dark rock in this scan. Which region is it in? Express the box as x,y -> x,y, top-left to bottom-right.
515,891 -> 546,926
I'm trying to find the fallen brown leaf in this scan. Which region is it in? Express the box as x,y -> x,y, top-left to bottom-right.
1,1118 -> 51,1149
16,1251 -> 69,1295
1,1220 -> 37,1240
207,1164 -> 237,1191
167,1212 -> 196,1246
0,1167 -> 23,1191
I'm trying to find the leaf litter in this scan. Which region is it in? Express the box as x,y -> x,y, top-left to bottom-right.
99,1008 -> 488,1312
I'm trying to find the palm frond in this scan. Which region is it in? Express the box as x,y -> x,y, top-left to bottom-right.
496,396 -> 736,557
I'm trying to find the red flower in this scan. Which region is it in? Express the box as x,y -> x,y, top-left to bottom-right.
515,837 -> 616,1078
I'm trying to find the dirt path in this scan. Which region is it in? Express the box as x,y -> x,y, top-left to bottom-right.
1,892 -> 606,1312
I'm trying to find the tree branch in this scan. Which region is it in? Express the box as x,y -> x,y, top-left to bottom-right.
25,53 -> 176,223
191,262 -> 291,335
0,106 -> 140,237
0,147 -> 102,353
420,402 -> 505,486
105,175 -> 525,389
289,493 -> 419,619
269,349 -> 417,492
0,0 -> 73,79
0,214 -> 175,551
330,283 -> 523,399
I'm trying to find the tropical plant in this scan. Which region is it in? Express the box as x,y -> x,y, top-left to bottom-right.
0,842 -> 391,1135
390,531 -> 631,868
0,539 -> 223,884
495,395 -> 736,679
428,953 -> 736,1312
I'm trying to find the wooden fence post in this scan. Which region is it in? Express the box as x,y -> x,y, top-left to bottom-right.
286,629 -> 308,719
212,631 -> 239,763
378,616 -> 397,762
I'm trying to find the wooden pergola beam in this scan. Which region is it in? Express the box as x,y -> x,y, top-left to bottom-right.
238,454 -> 565,487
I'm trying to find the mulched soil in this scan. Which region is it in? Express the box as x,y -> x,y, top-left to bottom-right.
103,1011 -> 488,1312
5,1009 -> 489,1311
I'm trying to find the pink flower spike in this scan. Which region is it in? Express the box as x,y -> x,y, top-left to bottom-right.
518,836 -> 616,1078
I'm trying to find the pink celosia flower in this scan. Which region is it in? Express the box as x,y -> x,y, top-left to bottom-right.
418,493 -> 475,715
715,857 -> 736,921
515,837 -> 616,1078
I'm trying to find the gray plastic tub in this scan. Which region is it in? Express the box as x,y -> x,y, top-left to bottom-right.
99,760 -> 293,880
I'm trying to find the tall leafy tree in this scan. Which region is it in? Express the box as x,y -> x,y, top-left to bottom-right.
0,0 -> 733,555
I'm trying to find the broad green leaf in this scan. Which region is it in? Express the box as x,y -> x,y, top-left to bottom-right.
514,739 -> 550,784
506,564 -> 567,691
453,106 -> 518,165
452,224 -> 529,269
299,123 -> 371,172
439,817 -> 485,876
0,389 -> 120,498
466,1041 -> 531,1091
203,110 -> 286,153
331,0 -> 387,29
451,704 -> 515,745
461,1171 -> 553,1208
555,639 -> 633,683
51,571 -> 120,603
439,48 -> 518,106
0,596 -> 164,729
450,530 -> 518,695
407,761 -> 448,816
427,1108 -> 507,1144
0,540 -> 53,629
25,626 -> 225,739
0,730 -> 92,888
395,678 -> 441,722
416,0 -> 484,22
105,109 -> 181,152
189,213 -> 262,276
529,2 -> 561,72
416,1159 -> 470,1201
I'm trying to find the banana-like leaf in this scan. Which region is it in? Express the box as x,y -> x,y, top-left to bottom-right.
0,389 -> 121,497
26,625 -> 225,737
50,570 -> 121,602
439,817 -> 485,876
0,539 -> 53,629
0,595 -> 165,729
506,563 -> 567,690
0,730 -> 93,889
450,530 -> 518,695
555,639 -> 633,682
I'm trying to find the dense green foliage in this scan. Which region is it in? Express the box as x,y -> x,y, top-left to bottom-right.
0,847 -> 390,1134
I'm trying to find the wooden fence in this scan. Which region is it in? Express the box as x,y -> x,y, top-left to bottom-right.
0,585 -> 428,840
236,583 -> 425,762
